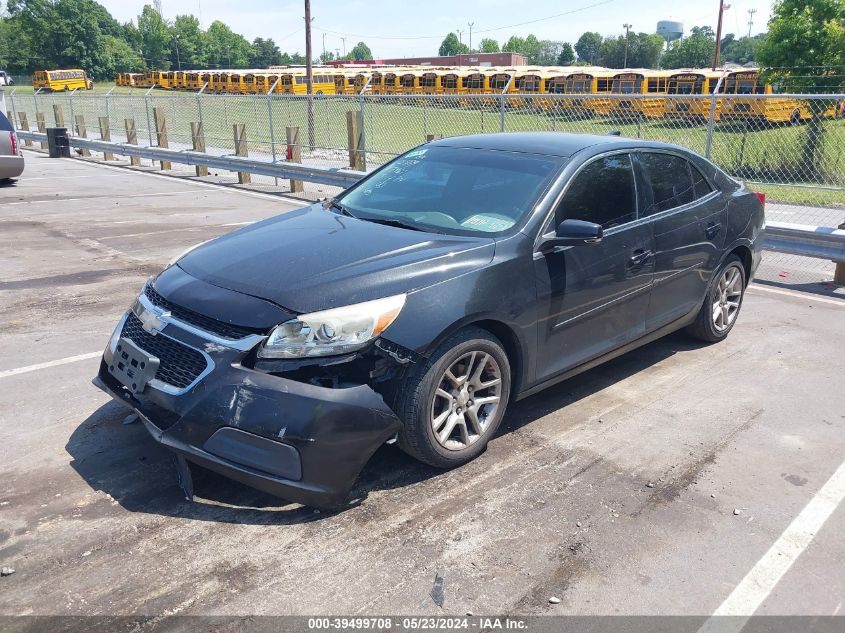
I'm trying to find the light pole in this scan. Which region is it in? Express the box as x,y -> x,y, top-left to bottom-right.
622,24 -> 632,68
322,32 -> 327,62
341,37 -> 347,57
457,29 -> 463,45
712,1 -> 731,70
467,22 -> 474,52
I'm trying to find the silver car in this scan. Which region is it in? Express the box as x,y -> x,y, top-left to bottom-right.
0,111 -> 24,182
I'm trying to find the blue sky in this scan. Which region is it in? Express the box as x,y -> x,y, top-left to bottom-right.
97,0 -> 775,59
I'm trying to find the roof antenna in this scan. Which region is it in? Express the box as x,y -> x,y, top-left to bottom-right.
607,130 -> 621,136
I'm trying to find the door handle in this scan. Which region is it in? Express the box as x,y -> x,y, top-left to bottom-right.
705,222 -> 722,239
629,249 -> 653,266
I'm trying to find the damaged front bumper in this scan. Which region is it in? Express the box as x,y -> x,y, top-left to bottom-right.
93,291 -> 403,509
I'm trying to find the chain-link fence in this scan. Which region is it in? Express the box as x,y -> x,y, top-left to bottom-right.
6,89 -> 845,283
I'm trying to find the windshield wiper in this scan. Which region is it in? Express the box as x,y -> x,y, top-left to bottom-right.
323,198 -> 356,218
359,217 -> 428,232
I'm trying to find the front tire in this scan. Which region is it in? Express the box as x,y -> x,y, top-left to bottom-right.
396,327 -> 511,468
687,255 -> 746,342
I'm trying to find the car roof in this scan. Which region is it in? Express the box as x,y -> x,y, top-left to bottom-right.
428,132 -> 682,159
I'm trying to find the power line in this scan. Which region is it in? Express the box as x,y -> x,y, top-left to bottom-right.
312,0 -> 617,41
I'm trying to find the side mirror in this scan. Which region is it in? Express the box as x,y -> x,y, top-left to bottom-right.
540,219 -> 603,252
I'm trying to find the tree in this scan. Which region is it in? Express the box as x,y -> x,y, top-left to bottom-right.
170,15 -> 208,70
478,38 -> 499,53
250,37 -> 282,67
534,41 -> 565,66
599,32 -> 663,68
439,32 -> 468,56
206,20 -> 251,68
137,4 -> 171,69
319,50 -> 335,63
100,34 -> 145,76
721,33 -> 765,65
349,41 -> 373,60
574,31 -> 602,65
502,35 -> 526,54
757,0 -> 845,178
557,42 -> 576,65
660,27 -> 715,68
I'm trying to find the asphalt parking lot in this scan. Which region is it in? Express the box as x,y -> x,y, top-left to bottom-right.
1,151 -> 844,618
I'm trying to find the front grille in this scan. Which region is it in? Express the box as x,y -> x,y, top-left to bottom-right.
121,313 -> 208,389
144,284 -> 259,340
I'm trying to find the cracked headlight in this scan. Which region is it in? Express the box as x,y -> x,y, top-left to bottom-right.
258,294 -> 407,359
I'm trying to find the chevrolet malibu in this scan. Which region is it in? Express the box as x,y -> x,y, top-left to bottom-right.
94,133 -> 764,508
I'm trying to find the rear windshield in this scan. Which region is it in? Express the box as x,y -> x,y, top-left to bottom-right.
0,111 -> 13,132
338,146 -> 561,235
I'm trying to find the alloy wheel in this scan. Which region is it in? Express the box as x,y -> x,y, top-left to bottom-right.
430,351 -> 503,451
712,265 -> 743,332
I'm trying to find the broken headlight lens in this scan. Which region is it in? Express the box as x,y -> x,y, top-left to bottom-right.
258,294 -> 407,359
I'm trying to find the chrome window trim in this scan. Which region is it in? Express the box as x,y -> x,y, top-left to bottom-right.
134,292 -> 266,353
533,148 -> 640,249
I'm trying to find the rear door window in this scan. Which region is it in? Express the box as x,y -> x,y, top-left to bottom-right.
638,152 -> 695,215
691,164 -> 714,199
0,111 -> 13,132
557,154 -> 637,229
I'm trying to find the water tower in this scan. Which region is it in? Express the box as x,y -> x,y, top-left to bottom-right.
657,20 -> 684,47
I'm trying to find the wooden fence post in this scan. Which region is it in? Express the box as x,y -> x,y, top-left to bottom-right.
346,110 -> 365,171
52,104 -> 65,129
426,134 -> 443,142
153,106 -> 171,170
6,111 -> 12,126
18,112 -> 33,146
836,222 -> 845,286
124,119 -> 141,167
233,124 -> 251,184
191,122 -> 208,177
74,115 -> 91,157
285,126 -> 303,193
35,112 -> 48,149
98,117 -> 114,160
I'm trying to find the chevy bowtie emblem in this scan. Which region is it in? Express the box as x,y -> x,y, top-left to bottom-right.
139,309 -> 169,335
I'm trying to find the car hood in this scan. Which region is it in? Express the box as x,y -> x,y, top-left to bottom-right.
177,205 -> 496,313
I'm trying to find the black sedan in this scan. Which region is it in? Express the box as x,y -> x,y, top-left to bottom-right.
94,132 -> 764,508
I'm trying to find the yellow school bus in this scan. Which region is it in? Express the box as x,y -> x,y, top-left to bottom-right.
33,69 -> 93,92
440,69 -> 467,97
382,71 -> 401,95
280,71 -> 336,95
607,70 -> 672,120
145,71 -> 172,89
369,70 -> 385,95
558,69 -> 614,117
719,69 -> 813,125
664,70 -> 725,121
334,71 -> 357,95
419,70 -> 441,95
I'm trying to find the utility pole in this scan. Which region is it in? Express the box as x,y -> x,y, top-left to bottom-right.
341,37 -> 347,57
457,29 -> 463,45
304,0 -> 314,148
322,32 -> 327,62
174,34 -> 182,71
713,1 -> 731,70
622,24 -> 632,69
467,22 -> 474,52
747,8 -> 757,37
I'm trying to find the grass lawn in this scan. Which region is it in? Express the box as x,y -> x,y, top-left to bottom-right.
7,90 -> 844,207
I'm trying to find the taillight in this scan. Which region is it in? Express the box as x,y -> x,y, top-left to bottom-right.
9,131 -> 17,155
754,191 -> 765,208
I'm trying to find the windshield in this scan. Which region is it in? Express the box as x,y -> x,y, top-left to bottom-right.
338,146 -> 561,235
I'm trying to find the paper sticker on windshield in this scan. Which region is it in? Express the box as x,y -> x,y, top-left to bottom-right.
405,148 -> 427,159
461,215 -> 515,232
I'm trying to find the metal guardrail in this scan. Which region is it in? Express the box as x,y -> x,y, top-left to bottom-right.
16,130 -> 845,265
16,130 -> 366,189
763,222 -> 845,263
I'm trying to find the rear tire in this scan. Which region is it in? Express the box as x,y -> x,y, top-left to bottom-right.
396,327 -> 511,468
686,255 -> 746,343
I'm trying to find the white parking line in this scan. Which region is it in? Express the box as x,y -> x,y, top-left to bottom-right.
699,458 -> 845,632
749,284 -> 845,307
1,190 -> 203,206
0,352 -> 102,380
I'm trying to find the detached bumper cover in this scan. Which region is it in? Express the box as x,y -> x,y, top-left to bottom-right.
94,301 -> 401,508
